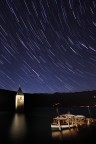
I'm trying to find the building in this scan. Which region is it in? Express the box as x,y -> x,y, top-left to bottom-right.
15,87 -> 24,112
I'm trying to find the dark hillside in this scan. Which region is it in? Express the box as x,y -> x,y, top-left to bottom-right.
0,89 -> 96,111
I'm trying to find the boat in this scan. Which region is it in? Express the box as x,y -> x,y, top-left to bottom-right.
51,114 -> 76,130
51,114 -> 86,130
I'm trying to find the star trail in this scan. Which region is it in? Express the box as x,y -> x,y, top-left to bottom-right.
0,0 -> 96,93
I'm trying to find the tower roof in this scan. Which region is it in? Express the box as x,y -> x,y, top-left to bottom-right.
17,87 -> 23,95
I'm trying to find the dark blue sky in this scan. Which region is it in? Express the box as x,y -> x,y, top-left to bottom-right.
0,0 -> 96,93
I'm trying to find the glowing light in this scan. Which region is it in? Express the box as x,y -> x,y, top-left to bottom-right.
15,95 -> 24,110
9,114 -> 27,140
52,128 -> 77,140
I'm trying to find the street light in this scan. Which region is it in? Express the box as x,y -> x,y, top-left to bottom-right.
53,103 -> 61,117
87,106 -> 91,118
53,103 -> 61,130
94,96 -> 96,98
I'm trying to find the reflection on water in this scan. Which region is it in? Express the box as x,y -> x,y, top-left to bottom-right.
0,107 -> 95,144
9,113 -> 27,140
52,128 -> 78,140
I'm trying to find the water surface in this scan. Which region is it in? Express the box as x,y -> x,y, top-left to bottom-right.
0,107 -> 96,144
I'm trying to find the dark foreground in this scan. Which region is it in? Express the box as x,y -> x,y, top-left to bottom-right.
0,107 -> 96,144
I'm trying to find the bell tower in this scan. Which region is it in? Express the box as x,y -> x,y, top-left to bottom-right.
15,87 -> 24,112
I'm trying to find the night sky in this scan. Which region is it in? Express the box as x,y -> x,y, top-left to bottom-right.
0,0 -> 96,93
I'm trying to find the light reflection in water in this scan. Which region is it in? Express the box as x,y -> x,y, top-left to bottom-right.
52,128 -> 78,140
9,113 -> 27,140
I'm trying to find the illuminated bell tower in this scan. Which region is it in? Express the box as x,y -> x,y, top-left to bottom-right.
15,87 -> 24,112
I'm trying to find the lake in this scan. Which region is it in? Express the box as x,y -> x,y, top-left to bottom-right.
0,107 -> 96,144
